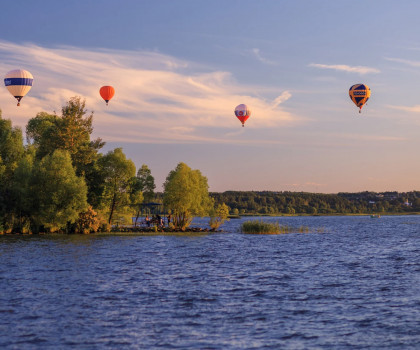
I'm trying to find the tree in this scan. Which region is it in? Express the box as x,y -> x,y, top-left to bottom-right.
26,98 -> 105,207
74,206 -> 100,234
57,97 -> 104,175
130,177 -> 144,227
11,150 -> 35,233
137,164 -> 156,202
30,150 -> 88,232
163,162 -> 212,230
0,112 -> 25,231
26,112 -> 57,147
133,164 -> 155,225
27,98 -> 104,171
209,203 -> 230,230
0,113 -> 25,174
98,148 -> 136,224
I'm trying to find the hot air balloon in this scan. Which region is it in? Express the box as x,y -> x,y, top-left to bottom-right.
100,86 -> 115,106
349,84 -> 371,113
4,69 -> 33,106
234,104 -> 251,127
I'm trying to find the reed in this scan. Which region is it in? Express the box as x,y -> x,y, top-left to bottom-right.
241,220 -> 287,234
241,220 -> 323,234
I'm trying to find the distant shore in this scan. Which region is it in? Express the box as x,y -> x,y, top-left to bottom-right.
233,212 -> 420,217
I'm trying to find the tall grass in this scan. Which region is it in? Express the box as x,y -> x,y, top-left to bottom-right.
241,220 -> 281,234
241,220 -> 322,234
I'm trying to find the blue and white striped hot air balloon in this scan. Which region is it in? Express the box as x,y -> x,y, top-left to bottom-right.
4,69 -> 33,106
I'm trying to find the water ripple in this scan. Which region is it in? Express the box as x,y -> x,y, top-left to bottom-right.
0,215 -> 420,349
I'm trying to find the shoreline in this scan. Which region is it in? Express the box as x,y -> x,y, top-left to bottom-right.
2,212 -> 420,236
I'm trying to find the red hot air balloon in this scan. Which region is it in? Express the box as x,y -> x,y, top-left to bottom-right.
100,86 -> 115,106
234,104 -> 251,127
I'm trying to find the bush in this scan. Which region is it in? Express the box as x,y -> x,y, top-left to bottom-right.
209,203 -> 230,230
75,206 -> 100,234
99,222 -> 111,232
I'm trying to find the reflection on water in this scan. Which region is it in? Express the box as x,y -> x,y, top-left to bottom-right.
1,215 -> 420,349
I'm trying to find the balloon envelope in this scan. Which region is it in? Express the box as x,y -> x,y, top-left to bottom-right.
100,86 -> 115,105
4,69 -> 33,106
234,104 -> 251,127
349,84 -> 371,112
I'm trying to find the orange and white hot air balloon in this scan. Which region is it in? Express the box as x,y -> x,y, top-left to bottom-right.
234,104 -> 251,127
100,86 -> 115,106
4,69 -> 33,106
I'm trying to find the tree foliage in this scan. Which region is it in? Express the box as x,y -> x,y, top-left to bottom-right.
163,162 -> 212,230
26,97 -> 105,207
0,114 -> 25,174
74,206 -> 100,234
0,112 -> 25,232
209,203 -> 230,230
98,148 -> 136,224
0,100 -> 155,234
30,150 -> 88,232
137,164 -> 156,202
211,191 -> 420,215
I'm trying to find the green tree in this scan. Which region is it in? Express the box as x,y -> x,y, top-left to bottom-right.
130,177 -> 144,227
26,98 -> 105,207
27,98 -> 104,172
30,150 -> 88,232
11,150 -> 35,233
98,148 -> 136,224
132,164 -> 155,225
137,164 -> 156,202
0,112 -> 25,231
0,114 -> 25,174
163,162 -> 212,230
26,112 -> 58,148
209,203 -> 230,230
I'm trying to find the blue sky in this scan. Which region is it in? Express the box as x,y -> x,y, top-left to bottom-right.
2,1 -> 420,192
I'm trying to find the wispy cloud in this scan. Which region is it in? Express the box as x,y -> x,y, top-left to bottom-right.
339,134 -> 406,142
252,48 -> 278,65
387,104 -> 420,113
0,41 -> 297,144
271,91 -> 292,109
384,57 -> 420,68
308,63 -> 380,75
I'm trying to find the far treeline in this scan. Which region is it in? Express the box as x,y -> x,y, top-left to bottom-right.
210,191 -> 420,215
0,97 -> 229,234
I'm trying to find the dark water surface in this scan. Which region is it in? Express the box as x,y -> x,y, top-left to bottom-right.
1,215 -> 419,349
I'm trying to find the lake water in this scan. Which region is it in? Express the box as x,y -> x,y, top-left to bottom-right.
0,215 -> 419,349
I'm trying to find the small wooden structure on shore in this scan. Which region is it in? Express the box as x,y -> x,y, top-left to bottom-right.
132,202 -> 166,226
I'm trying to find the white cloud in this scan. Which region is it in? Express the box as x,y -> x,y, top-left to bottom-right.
0,41 -> 296,144
384,57 -> 420,68
252,48 -> 278,65
308,63 -> 380,75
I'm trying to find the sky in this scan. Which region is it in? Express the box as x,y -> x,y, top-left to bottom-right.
1,0 -> 420,193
